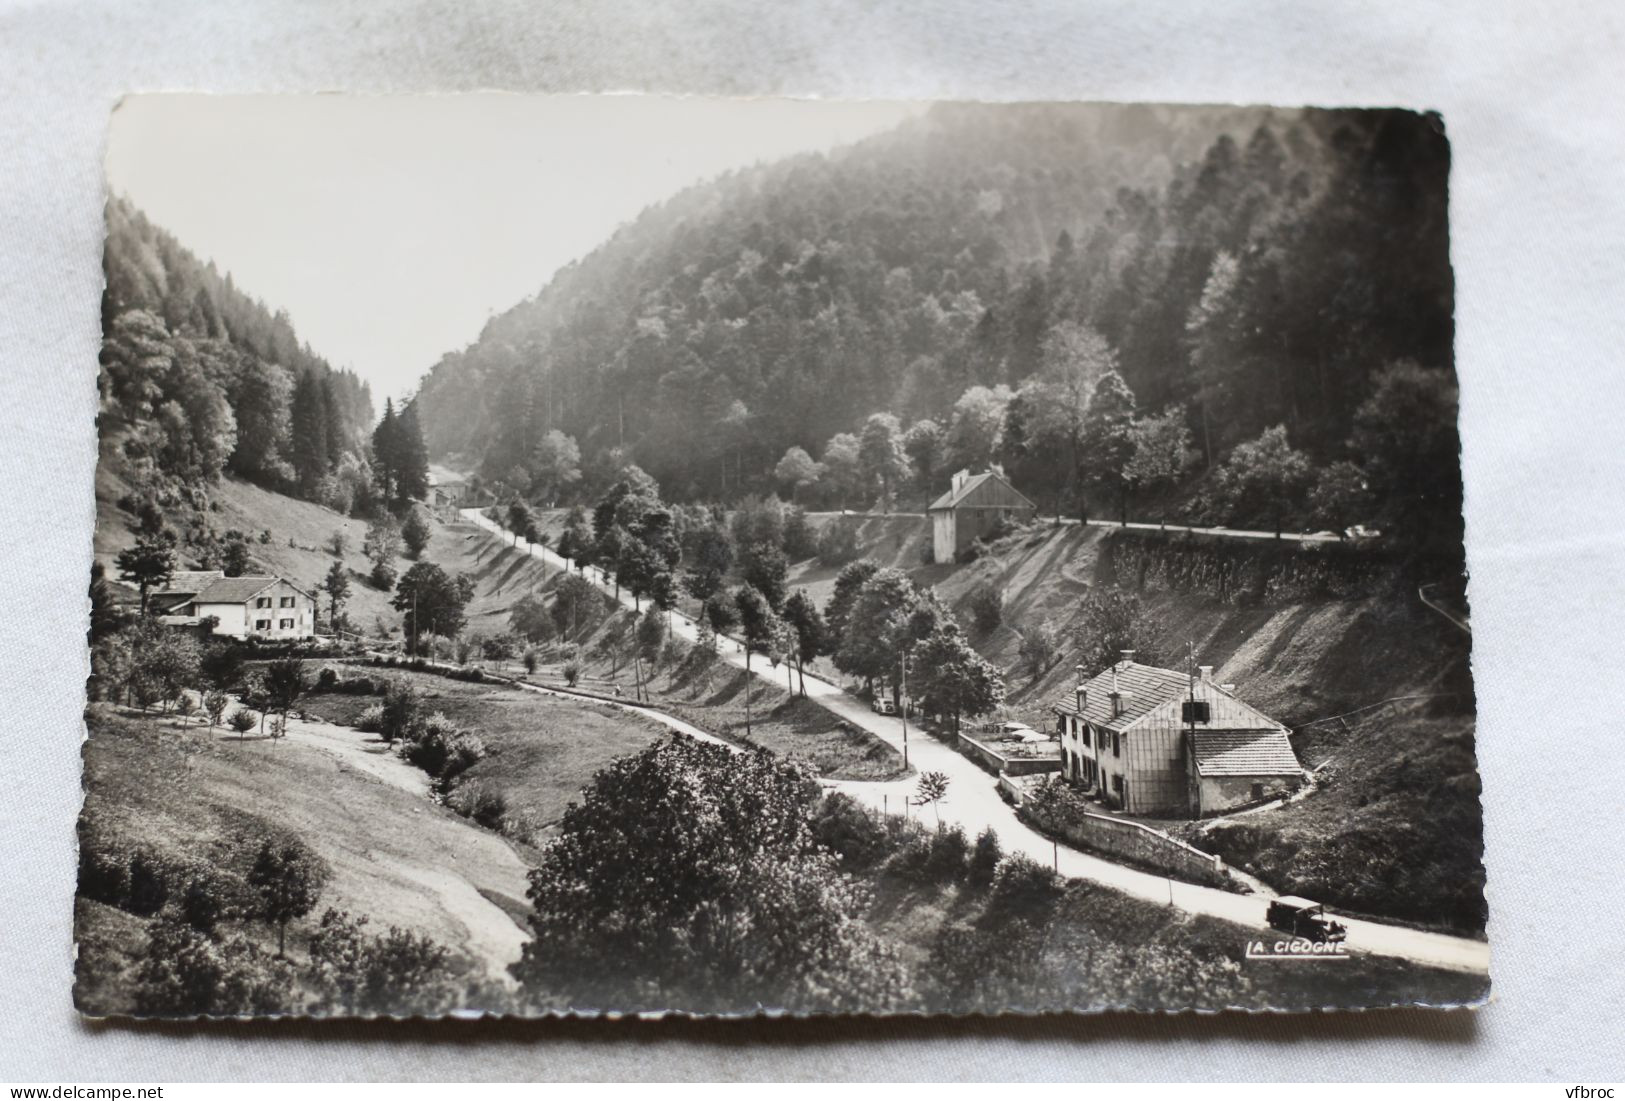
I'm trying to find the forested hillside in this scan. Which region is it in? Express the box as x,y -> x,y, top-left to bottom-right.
100,196 -> 376,512
413,102 -> 1458,553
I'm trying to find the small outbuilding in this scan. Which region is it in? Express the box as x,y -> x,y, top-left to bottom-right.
926,468 -> 1037,564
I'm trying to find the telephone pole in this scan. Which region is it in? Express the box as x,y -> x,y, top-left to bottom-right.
900,653 -> 912,771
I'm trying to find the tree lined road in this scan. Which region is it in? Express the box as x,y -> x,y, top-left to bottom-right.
804,509 -> 1347,544
459,508 -> 1488,975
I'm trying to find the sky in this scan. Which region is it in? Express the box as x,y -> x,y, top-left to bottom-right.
105,95 -> 924,405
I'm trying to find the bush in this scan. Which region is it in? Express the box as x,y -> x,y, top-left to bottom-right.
783,506 -> 817,560
134,919 -> 295,1017
228,709 -> 258,735
986,854 -> 1064,923
815,519 -> 862,566
370,561 -> 398,590
401,713 -> 486,782
78,836 -> 131,908
883,828 -> 939,885
969,826 -> 1003,888
308,908 -> 458,1016
926,824 -> 972,880
354,703 -> 386,734
811,793 -> 897,872
967,584 -> 1003,633
126,849 -> 170,917
178,866 -> 249,932
450,787 -> 509,831
379,680 -> 420,744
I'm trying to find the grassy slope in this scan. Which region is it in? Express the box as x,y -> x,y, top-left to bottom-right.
299,672 -> 673,839
75,705 -> 531,1014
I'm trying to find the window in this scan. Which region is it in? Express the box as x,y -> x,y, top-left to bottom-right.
1112,774 -> 1124,796
255,619 -> 271,631
280,596 -> 295,608
279,618 -> 294,630
1080,723 -> 1091,748
256,597 -> 271,609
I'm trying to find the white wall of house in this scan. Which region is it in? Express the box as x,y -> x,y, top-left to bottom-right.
201,580 -> 315,639
199,602 -> 250,638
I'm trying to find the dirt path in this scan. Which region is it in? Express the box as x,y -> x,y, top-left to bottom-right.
233,703 -> 528,984
273,708 -> 431,797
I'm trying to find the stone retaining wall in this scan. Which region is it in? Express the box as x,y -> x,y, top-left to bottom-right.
1020,798 -> 1230,888
956,731 -> 1063,778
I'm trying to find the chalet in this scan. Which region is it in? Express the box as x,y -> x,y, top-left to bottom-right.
927,468 -> 1037,564
1051,656 -> 1302,817
153,571 -> 317,640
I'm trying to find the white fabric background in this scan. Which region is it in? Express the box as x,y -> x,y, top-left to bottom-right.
2,0 -> 1621,1082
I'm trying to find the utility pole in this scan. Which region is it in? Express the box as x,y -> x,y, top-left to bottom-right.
744,645 -> 752,737
900,653 -> 911,772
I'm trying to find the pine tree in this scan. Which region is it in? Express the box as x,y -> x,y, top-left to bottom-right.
289,369 -> 332,497
394,402 -> 431,506
371,398 -> 399,505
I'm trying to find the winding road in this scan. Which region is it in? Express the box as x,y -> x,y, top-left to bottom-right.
459,508 -> 1489,976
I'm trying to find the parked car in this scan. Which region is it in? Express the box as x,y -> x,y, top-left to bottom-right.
872,697 -> 898,716
1265,896 -> 1348,943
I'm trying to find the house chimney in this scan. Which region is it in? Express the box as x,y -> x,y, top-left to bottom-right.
952,468 -> 969,491
1118,649 -> 1136,670
1074,665 -> 1087,713
1199,665 -> 1213,682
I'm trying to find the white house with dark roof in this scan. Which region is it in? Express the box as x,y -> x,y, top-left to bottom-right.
153,571 -> 316,639
1051,655 -> 1302,816
926,468 -> 1037,564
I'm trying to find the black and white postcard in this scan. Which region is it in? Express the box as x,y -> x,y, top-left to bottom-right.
78,95 -> 1485,1017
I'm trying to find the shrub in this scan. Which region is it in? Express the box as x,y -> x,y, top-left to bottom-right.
370,561 -> 398,590
126,849 -> 170,917
228,709 -> 258,735
379,679 -> 420,744
562,660 -> 581,687
354,704 -> 386,734
884,828 -> 939,885
402,714 -> 486,782
812,793 -> 896,872
450,787 -> 509,830
308,908 -> 458,1016
969,826 -> 1003,888
78,836 -> 131,908
986,854 -> 1064,923
815,519 -> 862,566
316,666 -> 340,690
133,919 -> 295,1017
926,824 -> 972,880
177,866 -> 248,932
967,584 -> 1003,634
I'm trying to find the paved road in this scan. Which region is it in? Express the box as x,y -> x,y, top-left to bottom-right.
459,509 -> 1488,975
804,510 -> 1347,544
